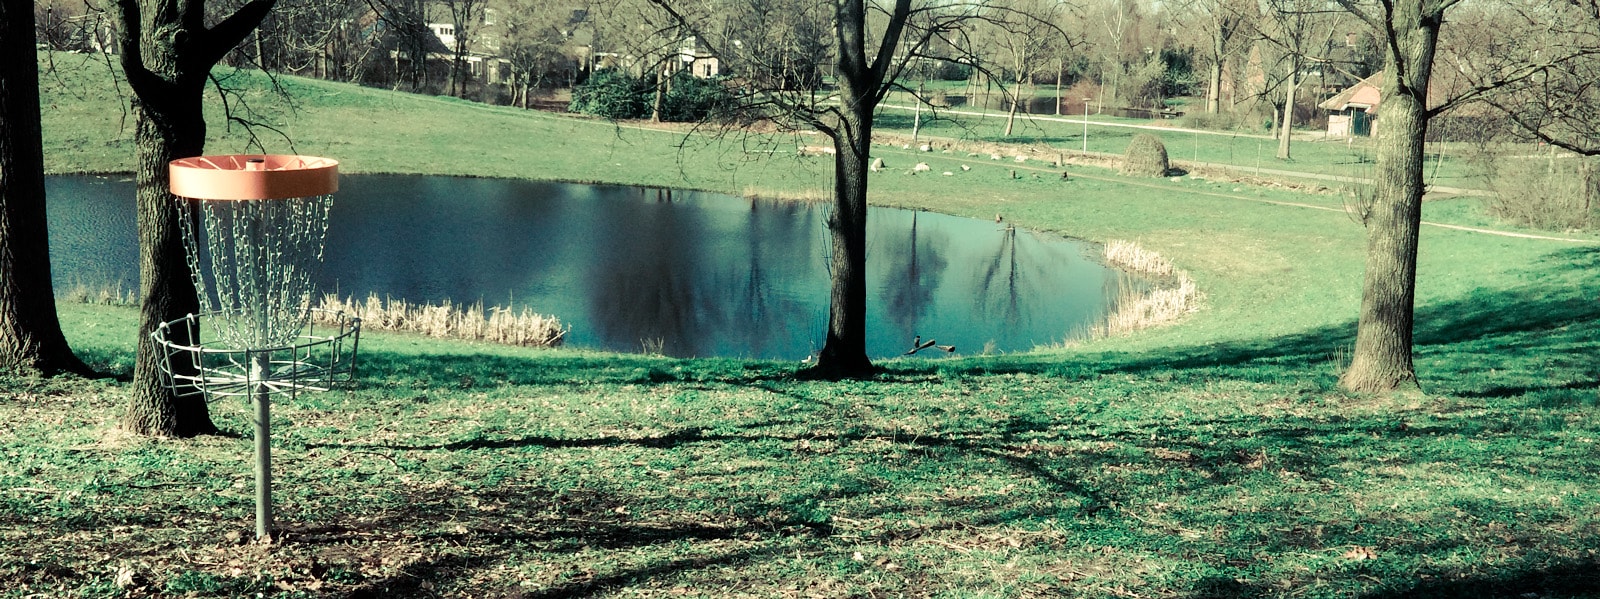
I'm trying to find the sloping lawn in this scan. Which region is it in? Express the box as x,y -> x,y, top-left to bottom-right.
6,55 -> 1599,598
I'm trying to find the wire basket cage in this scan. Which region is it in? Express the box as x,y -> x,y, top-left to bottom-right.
151,309 -> 361,401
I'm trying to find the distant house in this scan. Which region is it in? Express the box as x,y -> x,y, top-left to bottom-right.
359,10 -> 452,64
589,35 -> 722,81
676,36 -> 720,79
427,17 -> 513,84
1318,72 -> 1382,137
1318,67 -> 1485,139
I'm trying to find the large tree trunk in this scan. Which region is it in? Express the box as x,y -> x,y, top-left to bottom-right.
0,2 -> 87,375
809,0 -> 910,378
125,92 -> 214,436
815,103 -> 873,375
114,0 -> 274,436
1340,4 -> 1439,393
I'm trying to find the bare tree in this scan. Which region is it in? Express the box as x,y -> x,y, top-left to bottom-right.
1258,0 -> 1340,160
439,0 -> 485,97
1172,0 -> 1251,114
111,0 -> 275,435
1091,0 -> 1136,111
1442,0 -> 1600,157
983,0 -> 1070,136
248,0 -> 369,81
722,0 -> 831,91
1333,0 -> 1598,392
365,0 -> 437,91
646,0 -> 1013,376
499,0 -> 572,108
1,0 -> 89,375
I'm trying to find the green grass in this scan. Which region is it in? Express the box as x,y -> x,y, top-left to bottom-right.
7,53 -> 1600,598
868,100 -> 1483,189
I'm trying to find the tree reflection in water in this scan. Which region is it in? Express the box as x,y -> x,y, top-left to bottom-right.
881,212 -> 949,344
975,225 -> 1075,333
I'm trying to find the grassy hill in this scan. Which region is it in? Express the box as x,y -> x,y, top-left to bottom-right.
7,54 -> 1600,598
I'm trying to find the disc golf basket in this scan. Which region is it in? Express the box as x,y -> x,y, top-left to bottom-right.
150,155 -> 360,542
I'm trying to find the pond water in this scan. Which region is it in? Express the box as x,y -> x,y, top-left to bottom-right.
46,175 -> 1140,360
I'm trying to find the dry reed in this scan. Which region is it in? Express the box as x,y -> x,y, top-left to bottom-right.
1079,241 -> 1201,340
61,282 -> 137,306
314,293 -> 568,348
1084,276 -> 1201,339
1103,239 -> 1176,277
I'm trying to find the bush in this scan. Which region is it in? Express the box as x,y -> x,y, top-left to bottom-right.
569,69 -> 650,119
935,60 -> 970,81
1122,134 -> 1170,177
661,73 -> 734,122
1179,109 -> 1250,132
1476,148 -> 1600,230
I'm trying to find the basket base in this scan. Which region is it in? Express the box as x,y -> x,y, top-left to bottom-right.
150,310 -> 361,402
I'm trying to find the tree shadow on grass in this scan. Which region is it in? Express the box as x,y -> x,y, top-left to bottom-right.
932,245 -> 1600,395
345,246 -> 1600,402
275,477 -> 841,598
340,541 -> 781,599
1175,544 -> 1600,598
1357,560 -> 1600,599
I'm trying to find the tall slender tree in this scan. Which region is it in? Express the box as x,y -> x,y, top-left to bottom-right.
112,0 -> 275,435
0,0 -> 88,375
1178,0 -> 1250,114
440,0 -> 485,97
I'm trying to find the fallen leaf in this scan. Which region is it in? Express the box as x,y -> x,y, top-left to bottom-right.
114,566 -> 136,588
1342,546 -> 1378,561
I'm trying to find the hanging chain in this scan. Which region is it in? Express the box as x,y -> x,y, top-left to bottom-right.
177,194 -> 335,350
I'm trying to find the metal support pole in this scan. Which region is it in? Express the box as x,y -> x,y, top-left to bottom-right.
252,351 -> 273,541
1082,99 -> 1090,153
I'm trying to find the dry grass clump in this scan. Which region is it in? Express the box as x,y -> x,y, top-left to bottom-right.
61,282 -> 137,306
1083,241 -> 1201,339
742,185 -> 830,203
315,293 -> 568,347
1088,276 -> 1201,338
1121,134 -> 1170,177
1103,239 -> 1175,277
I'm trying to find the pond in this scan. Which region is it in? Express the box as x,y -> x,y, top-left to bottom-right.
46,175 -> 1142,360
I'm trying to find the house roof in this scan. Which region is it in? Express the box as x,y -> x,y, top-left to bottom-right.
1319,71 -> 1382,112
1317,69 -> 1488,116
356,9 -> 452,55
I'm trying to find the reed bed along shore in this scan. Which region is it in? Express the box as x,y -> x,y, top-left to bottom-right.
61,284 -> 569,348
1103,239 -> 1177,277
58,282 -> 137,306
315,293 -> 568,347
1085,240 -> 1202,339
